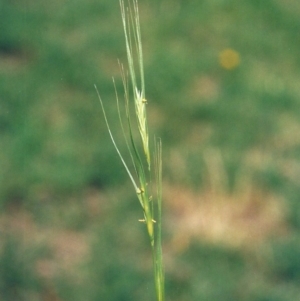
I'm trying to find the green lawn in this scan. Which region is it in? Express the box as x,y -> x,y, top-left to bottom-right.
1,0 -> 300,300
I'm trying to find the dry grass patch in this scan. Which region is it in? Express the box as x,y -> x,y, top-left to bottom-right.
164,183 -> 287,252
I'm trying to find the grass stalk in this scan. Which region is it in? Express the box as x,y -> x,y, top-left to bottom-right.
96,0 -> 165,300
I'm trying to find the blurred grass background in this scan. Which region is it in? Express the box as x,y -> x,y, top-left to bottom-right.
1,0 -> 300,300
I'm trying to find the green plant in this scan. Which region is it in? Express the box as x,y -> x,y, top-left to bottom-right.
95,1 -> 164,300
0,235 -> 41,301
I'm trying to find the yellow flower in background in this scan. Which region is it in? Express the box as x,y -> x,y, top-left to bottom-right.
219,48 -> 240,70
